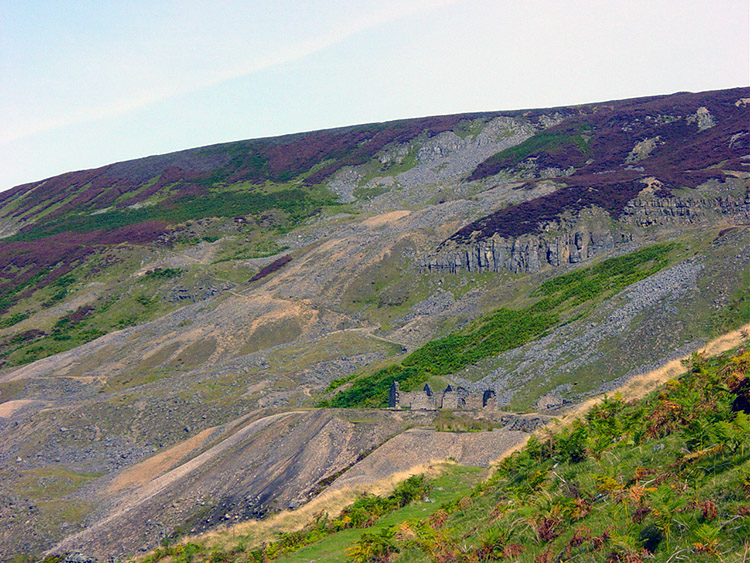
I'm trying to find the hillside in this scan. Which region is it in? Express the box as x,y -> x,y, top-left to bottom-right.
0,86 -> 748,559
135,338 -> 750,563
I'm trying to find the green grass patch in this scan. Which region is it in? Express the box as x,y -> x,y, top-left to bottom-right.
323,243 -> 675,408
355,146 -> 419,189
237,317 -> 304,356
341,238 -> 434,331
711,266 -> 750,336
213,243 -> 291,263
1,273 -> 181,368
452,118 -> 486,139
277,466 -> 484,563
0,379 -> 25,402
11,185 -> 337,242
0,312 -> 30,328
433,410 -> 501,432
0,268 -> 51,313
14,467 -> 103,499
140,474 -> 436,563
138,464 -> 484,563
531,242 -> 674,307
479,124 -> 592,169
143,267 -> 182,280
267,332 -> 401,380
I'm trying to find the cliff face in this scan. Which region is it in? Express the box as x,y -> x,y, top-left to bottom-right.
424,189 -> 750,274
620,191 -> 750,227
423,228 -> 625,274
422,87 -> 750,274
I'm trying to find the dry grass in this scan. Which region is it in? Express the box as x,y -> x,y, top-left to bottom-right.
192,462 -> 450,551
361,210 -> 411,227
550,322 -> 750,430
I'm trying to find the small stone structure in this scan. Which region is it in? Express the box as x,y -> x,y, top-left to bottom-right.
388,382 -> 497,410
536,394 -> 566,411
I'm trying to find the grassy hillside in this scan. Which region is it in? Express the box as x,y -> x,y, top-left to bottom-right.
3,87 -> 749,559
381,346 -> 750,562
0,110 -> 501,307
129,342 -> 750,562
320,243 -> 676,408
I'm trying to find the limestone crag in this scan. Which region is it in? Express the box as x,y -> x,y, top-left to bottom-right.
423,228 -> 626,274
423,191 -> 750,274
620,193 -> 750,227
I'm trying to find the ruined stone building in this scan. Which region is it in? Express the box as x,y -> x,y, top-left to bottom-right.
388,381 -> 497,410
535,394 -> 568,411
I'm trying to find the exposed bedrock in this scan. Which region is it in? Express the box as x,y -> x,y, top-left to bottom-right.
423,193 -> 750,274
423,228 -> 627,274
620,192 -> 750,227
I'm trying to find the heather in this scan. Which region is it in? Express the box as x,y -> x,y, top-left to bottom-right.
460,87 -> 748,241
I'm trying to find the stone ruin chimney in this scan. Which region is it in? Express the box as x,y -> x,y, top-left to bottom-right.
388,381 -> 400,408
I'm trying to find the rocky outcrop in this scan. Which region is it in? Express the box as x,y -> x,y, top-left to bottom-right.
423,191 -> 750,274
424,226 -> 628,274
500,414 -> 550,432
620,193 -> 750,227
166,277 -> 233,303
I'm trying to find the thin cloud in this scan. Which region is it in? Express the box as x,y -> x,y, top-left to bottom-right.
1,0 -> 455,146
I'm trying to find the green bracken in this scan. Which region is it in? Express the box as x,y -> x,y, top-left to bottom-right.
132,341 -> 750,563
321,243 -> 674,408
374,346 -> 750,562
137,475 -> 432,563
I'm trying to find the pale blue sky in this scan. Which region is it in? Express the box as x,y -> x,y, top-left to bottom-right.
1,0 -> 748,190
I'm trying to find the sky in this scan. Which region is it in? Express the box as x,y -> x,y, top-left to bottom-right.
1,0 -> 748,191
